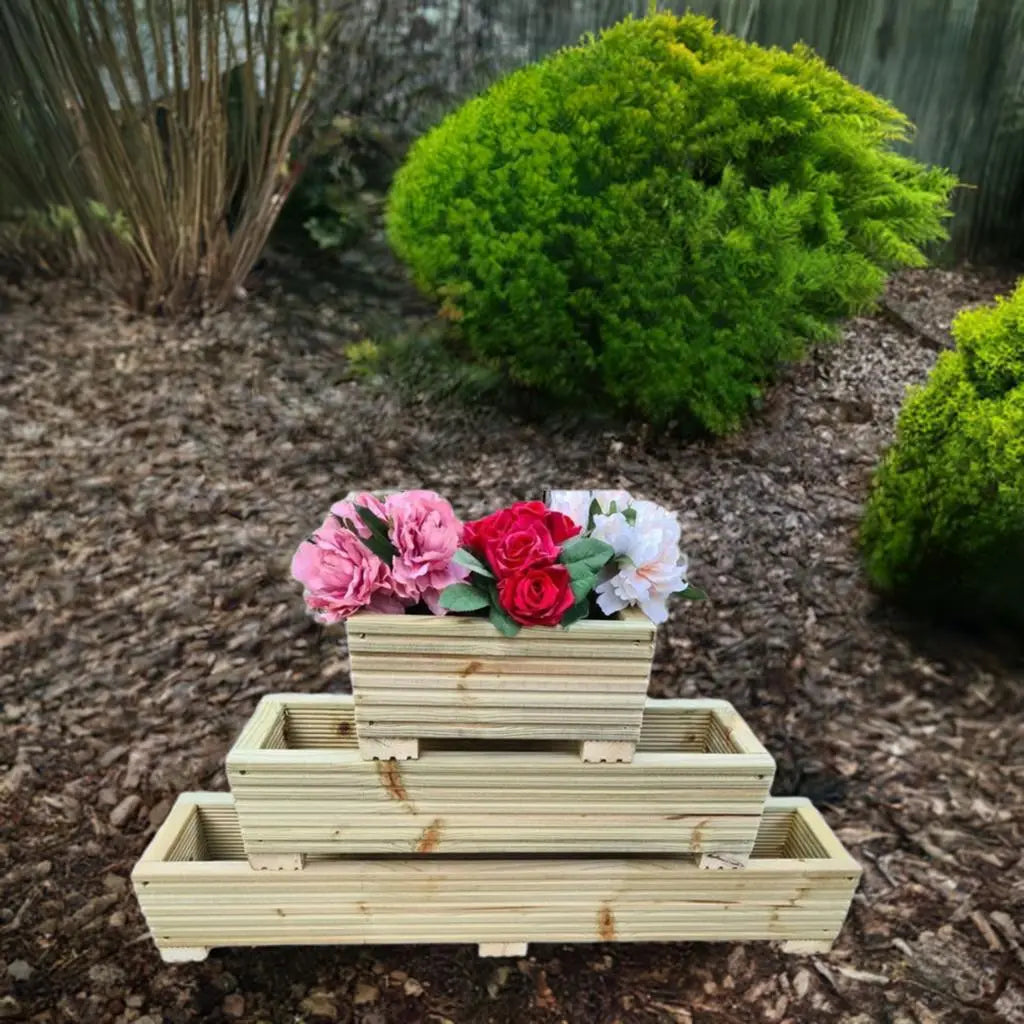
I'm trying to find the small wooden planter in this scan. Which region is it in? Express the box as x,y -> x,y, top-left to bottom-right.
131,792 -> 860,963
226,694 -> 775,867
345,608 -> 656,762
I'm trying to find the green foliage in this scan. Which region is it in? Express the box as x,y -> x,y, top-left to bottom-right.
387,12 -> 956,433
0,1 -> 336,313
861,281 -> 1024,630
276,115 -> 399,253
350,328 -> 507,406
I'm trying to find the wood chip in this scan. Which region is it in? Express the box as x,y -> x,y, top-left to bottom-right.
970,910 -> 1003,951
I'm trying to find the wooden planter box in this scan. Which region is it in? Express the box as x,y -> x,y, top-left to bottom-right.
226,694 -> 775,867
345,609 -> 656,761
132,792 -> 860,963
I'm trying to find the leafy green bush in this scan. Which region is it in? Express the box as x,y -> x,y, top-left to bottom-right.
386,12 -> 955,433
860,281 -> 1024,630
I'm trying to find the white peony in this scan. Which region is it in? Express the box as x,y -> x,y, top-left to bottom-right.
546,490 -> 595,530
547,489 -> 693,624
593,501 -> 688,625
547,488 -> 637,529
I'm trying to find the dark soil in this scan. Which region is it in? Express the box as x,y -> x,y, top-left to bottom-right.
1,258 -> 1022,1024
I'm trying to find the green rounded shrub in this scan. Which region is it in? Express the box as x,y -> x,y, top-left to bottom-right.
386,13 -> 955,433
861,281 -> 1024,630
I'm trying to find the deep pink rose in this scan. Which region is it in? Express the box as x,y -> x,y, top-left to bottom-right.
497,563 -> 575,627
291,515 -> 407,623
464,501 -> 581,567
486,517 -> 559,575
385,490 -> 467,613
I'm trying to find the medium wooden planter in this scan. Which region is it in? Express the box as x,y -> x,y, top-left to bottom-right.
345,608 -> 656,761
226,694 -> 775,867
131,792 -> 860,963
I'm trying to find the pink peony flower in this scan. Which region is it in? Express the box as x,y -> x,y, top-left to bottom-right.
291,515 -> 408,623
328,491 -> 388,539
385,489 -> 467,613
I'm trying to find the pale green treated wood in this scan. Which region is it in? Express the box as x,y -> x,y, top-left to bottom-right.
225,695 -> 775,858
131,794 -> 861,960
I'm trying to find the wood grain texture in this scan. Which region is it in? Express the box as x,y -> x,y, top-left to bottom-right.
226,695 -> 775,857
346,608 -> 656,745
131,794 -> 860,956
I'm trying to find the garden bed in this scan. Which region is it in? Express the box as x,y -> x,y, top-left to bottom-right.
3,266 -> 1022,1023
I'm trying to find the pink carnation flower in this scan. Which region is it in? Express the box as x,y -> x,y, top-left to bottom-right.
291,515 -> 407,623
385,489 -> 467,613
328,492 -> 388,539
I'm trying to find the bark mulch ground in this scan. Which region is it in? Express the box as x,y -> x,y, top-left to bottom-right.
2,260 -> 1023,1024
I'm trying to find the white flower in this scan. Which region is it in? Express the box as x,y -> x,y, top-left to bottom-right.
593,501 -> 689,624
548,490 -> 695,625
546,490 -> 594,529
547,489 -> 635,529
590,510 -> 632,555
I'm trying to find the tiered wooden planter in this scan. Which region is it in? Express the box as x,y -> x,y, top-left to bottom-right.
225,694 -> 774,865
132,618 -> 861,963
345,609 -> 656,762
133,792 -> 860,963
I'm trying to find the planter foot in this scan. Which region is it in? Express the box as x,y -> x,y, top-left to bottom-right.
696,852 -> 750,870
780,940 -> 833,955
478,942 -> 528,958
160,946 -> 209,963
359,737 -> 419,760
248,853 -> 305,871
581,740 -> 635,763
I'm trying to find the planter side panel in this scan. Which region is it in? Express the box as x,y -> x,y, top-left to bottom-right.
133,796 -> 859,954
226,696 -> 775,857
347,613 -> 656,742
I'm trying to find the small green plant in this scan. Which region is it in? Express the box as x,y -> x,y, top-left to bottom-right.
275,115 -> 401,253
860,280 -> 1024,630
387,12 -> 955,434
353,328 -> 506,406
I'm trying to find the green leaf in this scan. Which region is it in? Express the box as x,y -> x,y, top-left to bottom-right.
560,536 -> 616,574
560,598 -> 591,627
488,604 -> 521,637
677,584 -> 708,601
453,547 -> 494,578
587,498 -> 602,531
354,504 -> 391,540
353,504 -> 397,566
570,572 -> 597,602
439,583 -> 491,612
566,560 -> 594,580
623,506 -> 638,526
358,532 -> 396,564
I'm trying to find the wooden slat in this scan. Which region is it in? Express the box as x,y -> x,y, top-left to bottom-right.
132,794 -> 860,956
346,609 -> 656,745
226,695 -> 774,857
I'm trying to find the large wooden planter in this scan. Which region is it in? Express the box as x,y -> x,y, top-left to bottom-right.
226,694 -> 775,867
346,609 -> 656,761
132,792 -> 860,963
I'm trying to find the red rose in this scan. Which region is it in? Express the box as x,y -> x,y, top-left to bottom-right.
464,501 -> 581,568
488,518 -> 559,574
463,507 -> 515,560
498,563 -> 575,627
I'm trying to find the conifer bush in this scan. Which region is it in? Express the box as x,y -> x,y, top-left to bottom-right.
860,281 -> 1024,630
387,12 -> 956,433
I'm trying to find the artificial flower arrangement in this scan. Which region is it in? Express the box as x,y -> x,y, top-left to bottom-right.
291,488 -> 704,635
